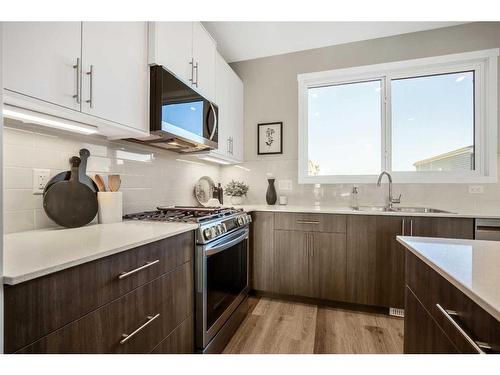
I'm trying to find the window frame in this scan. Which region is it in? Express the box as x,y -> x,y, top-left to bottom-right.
297,49 -> 499,184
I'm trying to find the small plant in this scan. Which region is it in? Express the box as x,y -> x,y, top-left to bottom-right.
225,180 -> 249,197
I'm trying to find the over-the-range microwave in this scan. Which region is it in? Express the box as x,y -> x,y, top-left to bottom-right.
131,65 -> 218,153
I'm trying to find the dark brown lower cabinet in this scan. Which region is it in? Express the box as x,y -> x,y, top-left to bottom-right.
17,262 -> 193,354
346,215 -> 475,309
273,230 -> 347,301
5,231 -> 195,354
151,316 -> 194,354
404,287 -> 458,354
274,230 -> 310,297
310,232 -> 346,301
251,212 -> 276,292
405,251 -> 500,354
346,215 -> 405,308
251,212 -> 474,310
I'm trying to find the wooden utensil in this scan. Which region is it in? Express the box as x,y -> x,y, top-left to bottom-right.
43,149 -> 97,193
108,174 -> 121,192
94,174 -> 106,192
43,156 -> 98,228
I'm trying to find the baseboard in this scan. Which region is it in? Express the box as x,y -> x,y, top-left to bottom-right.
250,290 -> 392,316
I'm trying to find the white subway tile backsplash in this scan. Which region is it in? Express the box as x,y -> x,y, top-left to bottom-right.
3,167 -> 32,189
4,210 -> 35,233
3,120 -> 221,233
4,189 -> 42,211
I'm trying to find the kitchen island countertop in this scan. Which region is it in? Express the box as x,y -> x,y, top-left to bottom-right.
3,221 -> 198,285
397,236 -> 500,322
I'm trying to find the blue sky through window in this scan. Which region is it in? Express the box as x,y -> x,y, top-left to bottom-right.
307,71 -> 474,176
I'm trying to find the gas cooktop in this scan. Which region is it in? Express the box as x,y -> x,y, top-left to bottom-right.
123,206 -> 251,244
124,206 -> 243,223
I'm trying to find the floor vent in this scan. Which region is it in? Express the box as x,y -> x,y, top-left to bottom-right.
389,308 -> 405,318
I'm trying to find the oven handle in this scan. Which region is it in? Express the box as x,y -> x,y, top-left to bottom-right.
204,228 -> 248,257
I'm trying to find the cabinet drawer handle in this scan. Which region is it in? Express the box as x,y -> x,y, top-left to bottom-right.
119,313 -> 160,345
118,260 -> 160,280
436,304 -> 491,354
297,220 -> 319,225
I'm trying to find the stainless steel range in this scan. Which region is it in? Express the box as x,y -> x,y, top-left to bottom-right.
124,206 -> 251,353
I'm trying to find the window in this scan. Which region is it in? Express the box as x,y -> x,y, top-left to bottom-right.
391,71 -> 474,173
298,49 -> 498,184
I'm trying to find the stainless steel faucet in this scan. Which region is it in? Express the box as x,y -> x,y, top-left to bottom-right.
377,171 -> 401,209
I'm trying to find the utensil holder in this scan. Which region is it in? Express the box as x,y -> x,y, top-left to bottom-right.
97,192 -> 123,224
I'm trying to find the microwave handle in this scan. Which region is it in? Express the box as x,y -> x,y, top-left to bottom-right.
209,102 -> 218,141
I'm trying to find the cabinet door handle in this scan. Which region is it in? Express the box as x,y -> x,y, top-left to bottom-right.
189,58 -> 195,85
86,65 -> 94,108
190,59 -> 198,87
297,220 -> 319,225
310,233 -> 314,258
73,58 -> 81,104
410,219 -> 413,236
401,219 -> 405,235
436,304 -> 491,353
118,260 -> 159,280
119,313 -> 160,345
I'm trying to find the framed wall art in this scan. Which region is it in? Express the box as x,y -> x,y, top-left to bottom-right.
257,122 -> 283,155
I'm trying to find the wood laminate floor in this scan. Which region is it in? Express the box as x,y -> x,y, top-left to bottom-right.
223,297 -> 404,354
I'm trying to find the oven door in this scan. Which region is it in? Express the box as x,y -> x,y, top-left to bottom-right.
196,227 -> 249,349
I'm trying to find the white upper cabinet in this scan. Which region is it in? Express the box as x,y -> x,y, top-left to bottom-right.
192,23 -> 216,101
3,22 -> 82,111
230,69 -> 244,162
210,52 -> 244,163
214,52 -> 230,157
148,22 -> 216,101
148,22 -> 193,83
2,22 -> 149,138
81,22 -> 148,133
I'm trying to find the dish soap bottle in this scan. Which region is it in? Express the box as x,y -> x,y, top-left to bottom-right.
351,186 -> 359,210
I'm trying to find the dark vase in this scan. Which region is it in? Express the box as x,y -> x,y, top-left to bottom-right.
266,178 -> 277,205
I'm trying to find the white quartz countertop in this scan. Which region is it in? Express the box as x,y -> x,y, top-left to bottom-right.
239,204 -> 500,219
397,236 -> 500,322
3,221 -> 198,285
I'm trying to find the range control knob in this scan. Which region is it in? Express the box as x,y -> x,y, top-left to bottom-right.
237,216 -> 244,225
217,224 -> 224,234
210,227 -> 217,238
204,228 -> 213,240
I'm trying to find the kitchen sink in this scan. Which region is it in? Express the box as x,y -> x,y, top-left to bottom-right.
353,206 -> 455,214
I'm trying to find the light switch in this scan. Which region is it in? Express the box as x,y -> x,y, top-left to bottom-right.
33,169 -> 51,195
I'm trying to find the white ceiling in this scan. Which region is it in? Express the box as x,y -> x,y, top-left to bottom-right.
202,22 -> 466,63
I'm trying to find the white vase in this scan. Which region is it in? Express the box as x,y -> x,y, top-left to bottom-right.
230,195 -> 244,205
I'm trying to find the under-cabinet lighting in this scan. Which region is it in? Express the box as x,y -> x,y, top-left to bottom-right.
234,165 -> 251,172
3,106 -> 98,135
176,158 -> 205,166
197,156 -> 232,165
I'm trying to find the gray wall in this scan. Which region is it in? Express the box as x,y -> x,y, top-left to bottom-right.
220,22 -> 500,213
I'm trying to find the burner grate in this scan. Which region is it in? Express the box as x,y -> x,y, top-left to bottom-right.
123,206 -> 243,223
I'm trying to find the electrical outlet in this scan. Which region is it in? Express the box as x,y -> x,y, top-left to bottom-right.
278,179 -> 293,191
33,169 -> 51,195
468,185 -> 484,194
